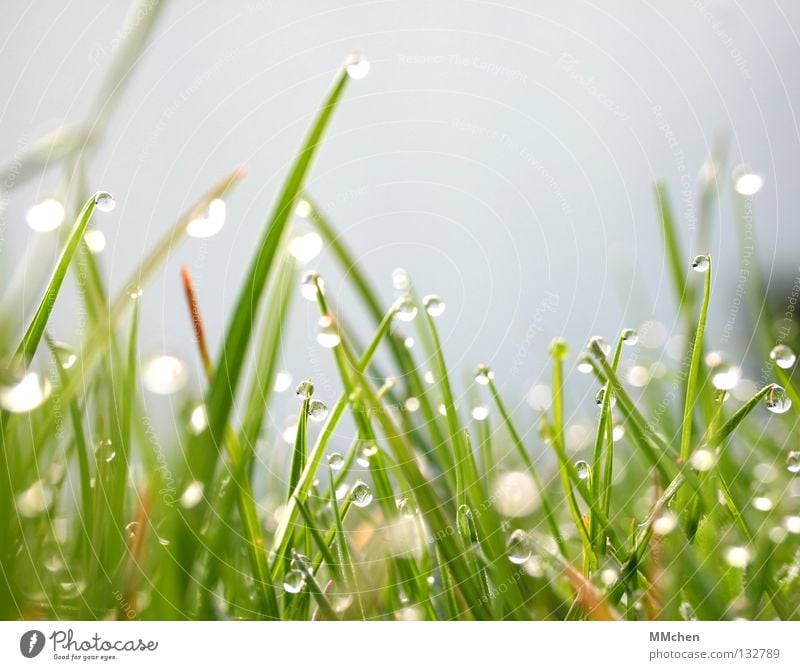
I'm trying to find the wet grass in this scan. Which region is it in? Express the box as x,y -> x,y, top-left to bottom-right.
1,1 -> 799,621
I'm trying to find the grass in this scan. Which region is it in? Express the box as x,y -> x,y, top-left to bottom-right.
1,8 -> 800,621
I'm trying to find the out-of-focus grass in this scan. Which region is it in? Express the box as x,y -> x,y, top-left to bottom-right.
1,1 -> 799,622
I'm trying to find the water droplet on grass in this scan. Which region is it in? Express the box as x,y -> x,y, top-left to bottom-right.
423,294 -> 445,317
575,460 -> 590,480
765,385 -> 791,414
351,480 -> 373,507
52,341 -> 77,369
612,424 -> 625,441
346,53 -> 370,79
94,191 -> 116,212
576,353 -> 593,374
595,387 -> 615,408
691,254 -> 709,273
142,354 -> 187,395
301,271 -> 323,301
307,398 -> 328,422
392,268 -> 410,291
507,529 -> 531,564
186,198 -> 226,238
770,344 -> 796,369
296,379 -> 314,399
752,496 -> 773,511
679,602 -> 697,621
355,442 -> 377,467
587,336 -> 611,357
327,453 -> 344,470
395,296 -> 417,322
787,451 -> 800,474
26,198 -> 65,231
316,315 -> 340,348
283,569 -> 305,594
474,364 -> 494,385
621,328 -> 638,345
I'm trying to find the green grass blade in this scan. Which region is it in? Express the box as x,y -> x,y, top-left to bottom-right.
680,254 -> 712,462
15,193 -> 101,365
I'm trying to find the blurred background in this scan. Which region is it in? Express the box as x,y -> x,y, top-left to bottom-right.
1,0 -> 799,448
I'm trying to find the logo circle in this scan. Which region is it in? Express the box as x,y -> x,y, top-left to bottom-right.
20,630 -> 45,658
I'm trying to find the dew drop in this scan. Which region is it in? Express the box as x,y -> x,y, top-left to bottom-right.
94,191 -> 116,212
548,337 -> 569,360
392,268 -> 410,291
595,387 -> 615,408
307,398 -> 328,422
180,481 -> 205,509
474,364 -> 494,385
84,228 -> 106,253
26,197 -> 65,231
679,602 -> 697,621
301,271 -> 323,301
765,385 -> 792,414
770,344 -> 796,370
574,460 -> 590,480
405,397 -> 420,412
395,296 -> 417,322
126,284 -> 143,300
186,198 -> 226,238
691,254 -> 709,273
351,480 -> 373,507
587,335 -> 611,357
422,294 -> 445,317
52,341 -> 77,370
327,452 -> 344,470
423,370 -> 435,385
283,569 -> 305,594
786,451 -> 800,474
274,370 -> 292,393
316,314 -> 341,348
355,441 -> 377,467
295,379 -> 314,399
621,328 -> 638,346
288,231 -> 323,264
403,336 -> 415,349
690,448 -> 717,472
506,529 -> 531,565
732,164 -> 764,195
142,354 -> 188,395
612,424 -> 625,442
576,353 -> 593,374
0,371 -> 52,413
125,521 -> 140,541
346,53 -> 370,79
471,405 -> 489,421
